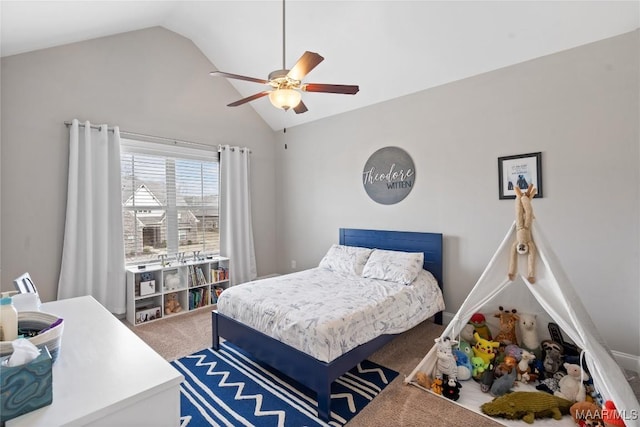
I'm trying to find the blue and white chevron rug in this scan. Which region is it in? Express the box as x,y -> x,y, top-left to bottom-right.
170,341 -> 398,427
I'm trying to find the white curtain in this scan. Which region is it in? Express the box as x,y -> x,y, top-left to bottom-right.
219,145 -> 257,285
58,119 -> 126,314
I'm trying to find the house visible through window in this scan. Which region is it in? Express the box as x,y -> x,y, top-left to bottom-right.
121,138 -> 219,264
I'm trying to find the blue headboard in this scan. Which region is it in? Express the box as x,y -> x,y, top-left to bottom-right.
339,228 -> 443,290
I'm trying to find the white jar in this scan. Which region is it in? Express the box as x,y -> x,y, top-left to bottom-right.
0,297 -> 18,341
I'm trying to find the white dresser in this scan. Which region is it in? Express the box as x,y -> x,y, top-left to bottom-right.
7,296 -> 183,426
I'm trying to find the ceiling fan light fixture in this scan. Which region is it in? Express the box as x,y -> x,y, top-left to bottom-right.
269,88 -> 301,110
210,0 -> 358,114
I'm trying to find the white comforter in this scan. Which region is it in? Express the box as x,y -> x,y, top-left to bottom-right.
216,268 -> 445,362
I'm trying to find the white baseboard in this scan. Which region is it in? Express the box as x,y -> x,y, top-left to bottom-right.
440,311 -> 639,374
442,311 -> 455,326
256,273 -> 280,280
613,350 -> 640,374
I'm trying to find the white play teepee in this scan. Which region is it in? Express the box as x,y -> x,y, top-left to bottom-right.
406,221 -> 640,427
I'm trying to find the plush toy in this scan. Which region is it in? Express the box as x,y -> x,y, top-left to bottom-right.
453,349 -> 472,381
602,400 -> 625,427
542,340 -> 564,375
441,375 -> 462,401
518,312 -> 542,360
460,324 -> 476,344
570,401 -> 602,426
164,272 -> 181,291
494,355 -> 518,379
584,381 -> 602,406
456,340 -> 474,362
490,367 -> 517,397
504,344 -> 524,362
555,363 -> 589,402
537,371 -> 566,394
548,322 -> 581,357
434,336 -> 458,384
164,292 -> 182,314
494,306 -> 520,345
517,349 -> 537,383
481,391 -> 573,424
469,313 -> 492,340
472,332 -> 500,365
480,364 -> 495,393
415,371 -> 432,389
471,356 -> 489,380
140,272 -> 153,282
508,184 -> 537,283
430,377 -> 443,395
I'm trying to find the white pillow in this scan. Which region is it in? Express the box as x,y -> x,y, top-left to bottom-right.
318,244 -> 373,276
362,249 -> 424,285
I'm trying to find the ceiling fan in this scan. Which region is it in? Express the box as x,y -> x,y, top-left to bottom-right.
209,0 -> 359,114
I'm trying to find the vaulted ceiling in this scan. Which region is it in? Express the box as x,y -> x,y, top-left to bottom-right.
2,1 -> 638,131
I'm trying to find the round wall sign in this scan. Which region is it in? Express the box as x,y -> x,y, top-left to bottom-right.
362,146 -> 415,205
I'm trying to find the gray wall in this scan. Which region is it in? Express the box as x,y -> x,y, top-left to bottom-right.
1,27 -> 278,302
1,25 -> 638,358
275,31 -> 640,356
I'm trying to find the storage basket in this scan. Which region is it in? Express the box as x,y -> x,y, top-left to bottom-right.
0,311 -> 64,362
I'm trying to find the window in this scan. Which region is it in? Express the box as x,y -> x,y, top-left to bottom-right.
121,139 -> 219,264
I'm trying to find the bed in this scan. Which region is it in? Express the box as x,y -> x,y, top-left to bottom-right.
211,228 -> 444,421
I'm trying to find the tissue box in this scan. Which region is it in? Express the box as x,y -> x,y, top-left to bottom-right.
139,280 -> 156,296
0,347 -> 53,423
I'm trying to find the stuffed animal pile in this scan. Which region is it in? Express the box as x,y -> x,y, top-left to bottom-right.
416,183 -> 625,424
421,306 -> 618,425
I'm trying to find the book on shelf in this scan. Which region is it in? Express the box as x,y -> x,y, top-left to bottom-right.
188,287 -> 210,309
188,291 -> 195,309
210,268 -> 230,283
212,286 -> 225,304
196,267 -> 206,286
188,265 -> 207,287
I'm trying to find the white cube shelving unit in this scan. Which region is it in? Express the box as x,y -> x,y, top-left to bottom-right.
126,256 -> 230,326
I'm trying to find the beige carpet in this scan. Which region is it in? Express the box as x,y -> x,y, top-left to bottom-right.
126,309 -> 639,426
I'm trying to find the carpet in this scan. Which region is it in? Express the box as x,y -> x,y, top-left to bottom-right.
170,342 -> 399,427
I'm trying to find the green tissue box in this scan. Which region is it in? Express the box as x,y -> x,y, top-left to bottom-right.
0,347 -> 53,423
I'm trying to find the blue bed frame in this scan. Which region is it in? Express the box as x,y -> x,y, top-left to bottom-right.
212,228 -> 444,421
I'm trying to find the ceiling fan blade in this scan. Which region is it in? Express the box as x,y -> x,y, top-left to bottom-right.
210,71 -> 269,85
287,51 -> 324,81
293,100 -> 308,114
227,91 -> 271,107
302,83 -> 359,95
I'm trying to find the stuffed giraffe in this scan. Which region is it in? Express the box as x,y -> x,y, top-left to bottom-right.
494,306 -> 520,346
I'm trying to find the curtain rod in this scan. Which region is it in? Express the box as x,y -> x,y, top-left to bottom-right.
218,145 -> 252,154
64,121 -> 216,151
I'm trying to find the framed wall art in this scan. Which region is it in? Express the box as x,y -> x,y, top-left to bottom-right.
498,152 -> 543,199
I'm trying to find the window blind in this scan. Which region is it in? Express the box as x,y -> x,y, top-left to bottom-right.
120,139 -> 219,264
